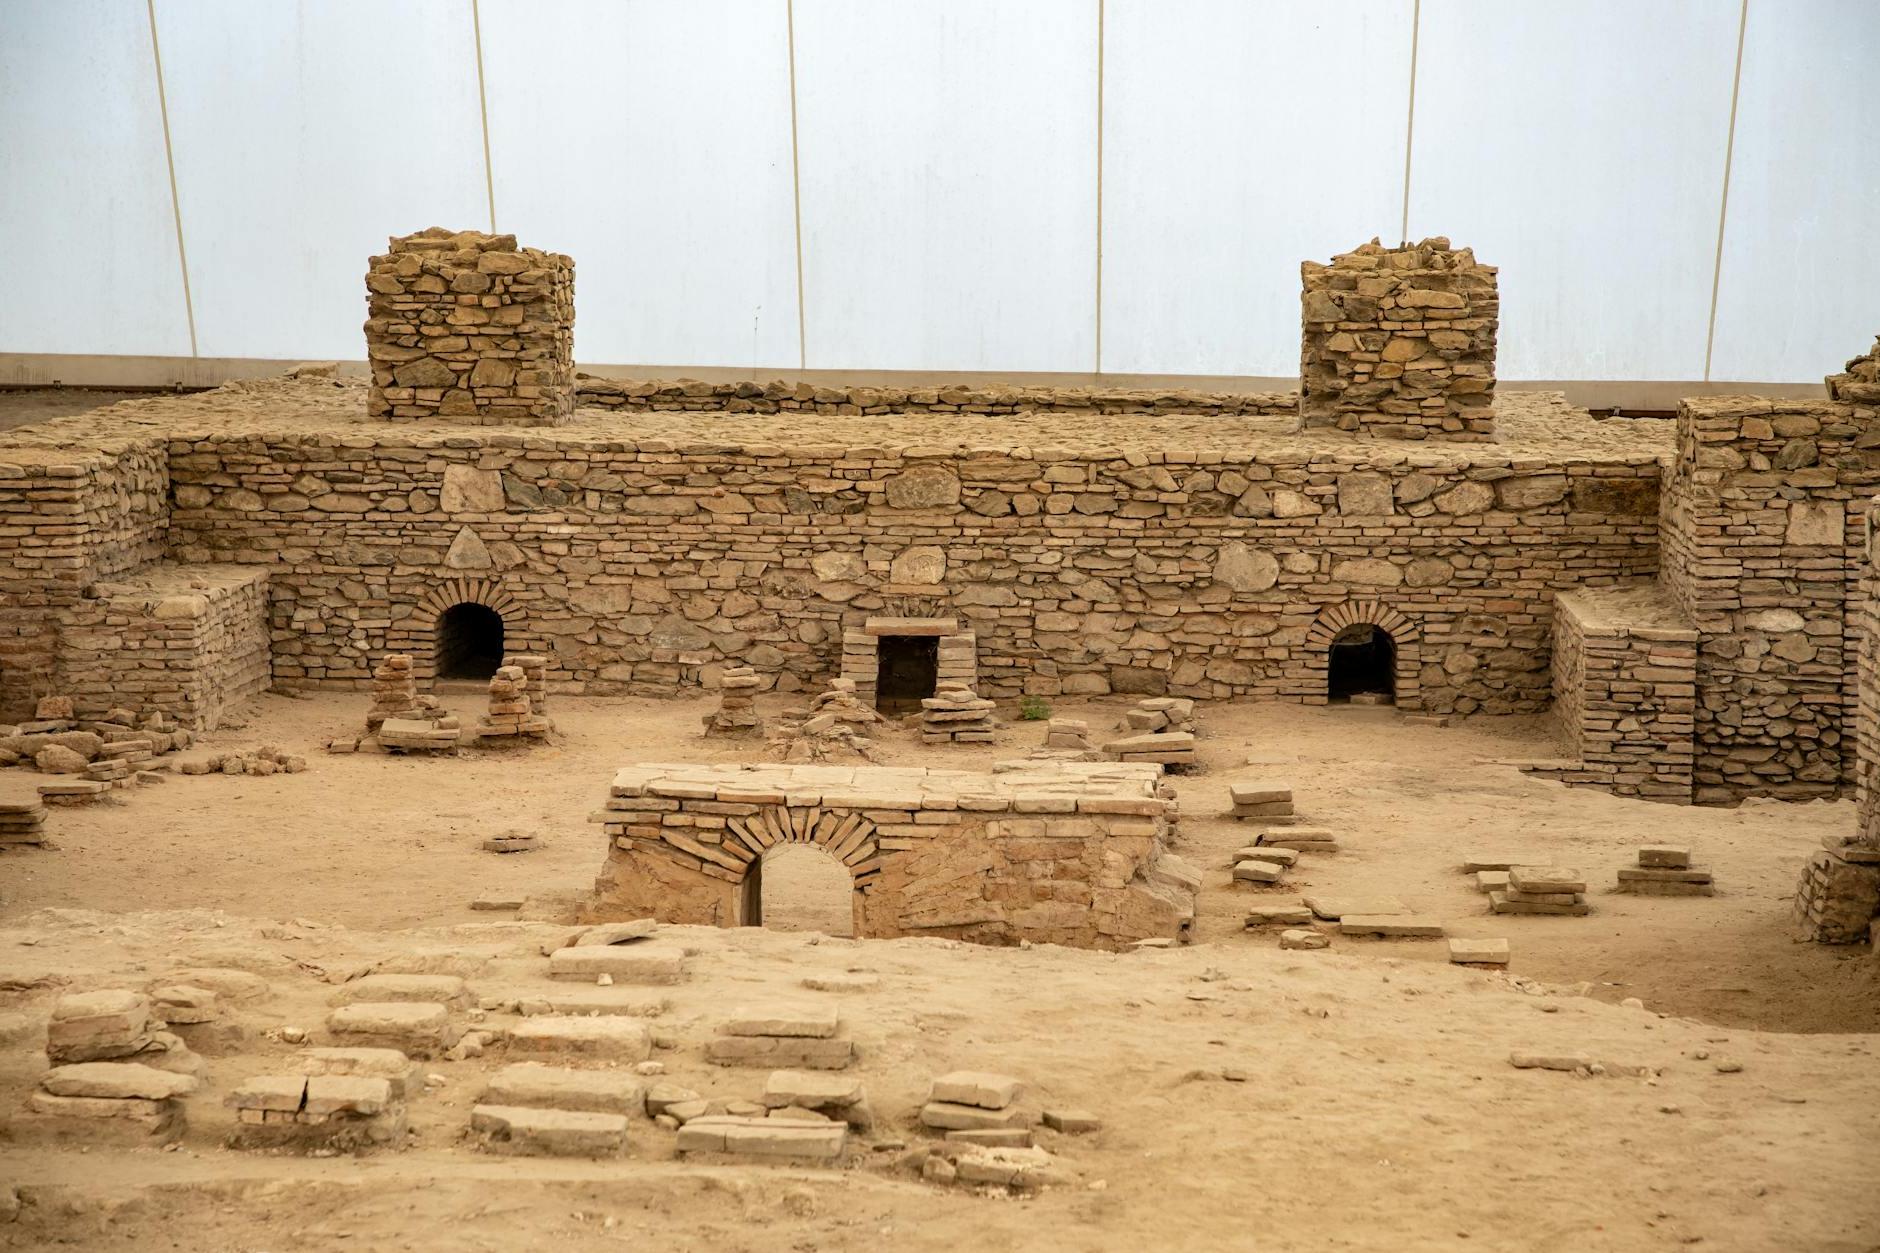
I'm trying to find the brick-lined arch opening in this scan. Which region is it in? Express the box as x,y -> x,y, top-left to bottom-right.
734,806 -> 876,932
436,602 -> 504,680
391,578 -> 525,685
1305,601 -> 1423,711
747,844 -> 856,937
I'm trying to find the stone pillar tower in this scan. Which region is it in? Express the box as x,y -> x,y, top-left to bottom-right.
1298,237 -> 1498,442
365,228 -> 575,426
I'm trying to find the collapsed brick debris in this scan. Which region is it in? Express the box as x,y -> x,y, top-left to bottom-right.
1299,237 -> 1499,442
1491,867 -> 1591,917
1,700 -> 196,799
768,678 -> 884,762
1617,844 -> 1715,896
702,664 -> 763,737
0,797 -> 48,849
477,663 -> 551,741
366,228 -> 575,426
1102,698 -> 1198,769
920,685 -> 998,744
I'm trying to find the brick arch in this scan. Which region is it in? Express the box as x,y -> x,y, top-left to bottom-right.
733,806 -> 880,927
1303,600 -> 1423,710
386,577 -> 524,682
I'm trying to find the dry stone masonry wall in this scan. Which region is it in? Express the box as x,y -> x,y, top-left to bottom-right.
1299,238 -> 1498,443
366,228 -> 575,427
577,378 -> 1297,419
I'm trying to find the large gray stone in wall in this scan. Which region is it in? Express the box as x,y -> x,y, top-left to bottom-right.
446,525 -> 493,570
884,466 -> 961,510
441,465 -> 506,513
1337,472 -> 1394,516
1213,543 -> 1279,593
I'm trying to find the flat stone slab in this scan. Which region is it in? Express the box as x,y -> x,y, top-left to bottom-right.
324,1002 -> 456,1056
516,990 -> 670,1018
1232,859 -> 1286,884
296,1047 -> 416,1098
1244,904 -> 1313,927
1617,865 -> 1713,884
1449,938 -> 1511,965
920,1099 -> 1028,1131
305,1075 -> 393,1117
1637,845 -> 1692,869
1490,891 -> 1591,916
1233,845 -> 1298,867
40,1063 -> 198,1101
1509,1052 -> 1593,1072
762,1070 -> 865,1111
484,1063 -> 644,1115
1229,782 -> 1291,806
930,1070 -> 1022,1110
471,1104 -> 627,1157
719,1005 -> 840,1039
1258,828 -> 1338,850
1042,1108 -> 1101,1134
1460,855 -> 1537,872
548,943 -> 687,984
1508,867 -> 1587,895
706,1036 -> 855,1070
228,1075 -> 308,1112
1339,915 -> 1445,938
508,1016 -> 652,1061
1304,895 -> 1408,921
1279,928 -> 1329,950
571,919 -> 658,946
329,974 -> 469,1008
676,1114 -> 846,1160
1475,870 -> 1511,893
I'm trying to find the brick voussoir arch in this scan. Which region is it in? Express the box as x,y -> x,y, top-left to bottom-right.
386,578 -> 524,681
727,805 -> 881,927
1303,599 -> 1423,710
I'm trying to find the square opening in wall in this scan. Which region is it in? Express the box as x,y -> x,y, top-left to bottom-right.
876,636 -> 938,715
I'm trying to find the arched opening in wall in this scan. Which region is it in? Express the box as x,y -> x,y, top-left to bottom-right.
875,635 -> 937,715
435,602 -> 504,681
741,844 -> 855,937
1328,624 -> 1395,704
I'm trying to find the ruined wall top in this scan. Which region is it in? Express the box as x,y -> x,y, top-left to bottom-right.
1299,237 -> 1499,444
365,227 -> 575,428
1827,335 -> 1880,405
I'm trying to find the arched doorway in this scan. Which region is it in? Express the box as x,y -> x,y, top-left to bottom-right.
1328,623 -> 1395,702
741,843 -> 855,937
435,602 -> 504,680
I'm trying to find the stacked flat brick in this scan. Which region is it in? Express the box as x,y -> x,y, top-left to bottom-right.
588,761 -> 1198,950
1299,238 -> 1499,442
1616,845 -> 1713,896
703,664 -> 763,736
366,228 -> 575,426
920,686 -> 997,744
477,664 -> 550,740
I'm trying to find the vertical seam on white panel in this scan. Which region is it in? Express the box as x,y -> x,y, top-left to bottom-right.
145,0 -> 197,357
472,0 -> 497,232
1704,0 -> 1750,384
786,0 -> 808,370
1095,0 -> 1105,376
1400,0 -> 1420,245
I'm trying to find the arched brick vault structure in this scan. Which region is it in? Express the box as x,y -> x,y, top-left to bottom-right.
735,807 -> 878,928
388,577 -> 527,682
1302,600 -> 1423,710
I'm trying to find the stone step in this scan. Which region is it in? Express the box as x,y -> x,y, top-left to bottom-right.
484,1063 -> 643,1115
470,1104 -> 627,1157
1338,914 -> 1445,938
324,1002 -> 458,1058
548,943 -> 687,984
329,974 -> 470,1008
675,1115 -> 846,1160
507,1016 -> 651,1061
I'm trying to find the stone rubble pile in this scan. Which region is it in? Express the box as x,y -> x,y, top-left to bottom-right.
702,664 -> 763,736
1490,866 -> 1591,916
176,746 -> 309,776
1826,335 -> 1880,404
477,663 -> 552,741
920,685 -> 999,745
1616,844 -> 1714,897
366,228 -> 575,427
769,678 -> 884,762
1,698 -> 194,793
1102,698 -> 1198,769
0,797 -> 47,849
1299,236 -> 1499,442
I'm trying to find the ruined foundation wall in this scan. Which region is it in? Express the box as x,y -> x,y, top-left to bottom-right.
159,433 -> 1661,712
1546,587 -> 1697,802
1660,396 -> 1880,802
0,444 -> 170,720
53,566 -> 271,731
576,378 -> 1299,418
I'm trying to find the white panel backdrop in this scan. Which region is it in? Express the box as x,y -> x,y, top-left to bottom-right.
1103,0 -> 1411,377
1,0 -> 1875,384
1408,0 -> 1740,382
154,0 -> 488,360
479,0 -> 799,370
792,0 -> 1099,373
1709,0 -> 1880,384
0,0 -> 191,356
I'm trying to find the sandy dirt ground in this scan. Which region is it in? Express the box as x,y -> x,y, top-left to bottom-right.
1,693 -> 1878,1251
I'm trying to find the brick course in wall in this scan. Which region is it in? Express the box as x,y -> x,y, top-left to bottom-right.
366,228 -> 575,427
1299,238 -> 1498,443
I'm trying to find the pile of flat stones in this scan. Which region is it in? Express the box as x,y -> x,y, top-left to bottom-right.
702,665 -> 763,737
477,664 -> 552,741
1617,845 -> 1714,896
920,685 -> 998,745
0,796 -> 47,849
1102,698 -> 1198,769
769,678 -> 883,762
1,697 -> 195,803
1490,867 -> 1590,916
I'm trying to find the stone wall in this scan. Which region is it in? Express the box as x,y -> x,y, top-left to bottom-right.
1542,586 -> 1697,802
0,443 -> 169,720
576,378 -> 1298,418
54,564 -> 271,731
1660,395 -> 1880,802
157,431 -> 1661,712
1299,238 -> 1498,442
366,228 -> 575,426
584,761 -> 1196,950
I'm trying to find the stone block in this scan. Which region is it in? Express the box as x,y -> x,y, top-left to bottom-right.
470,1104 -> 627,1157
1448,938 -> 1510,965
705,1036 -> 856,1070
548,944 -> 687,984
324,1002 -> 457,1057
930,1070 -> 1023,1110
508,1016 -> 652,1061
330,974 -> 469,1008
919,1100 -> 1028,1131
718,1005 -> 840,1038
484,1063 -> 644,1116
676,1114 -> 846,1160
